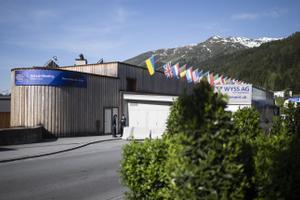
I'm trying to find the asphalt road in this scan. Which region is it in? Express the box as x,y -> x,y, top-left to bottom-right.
0,140 -> 128,200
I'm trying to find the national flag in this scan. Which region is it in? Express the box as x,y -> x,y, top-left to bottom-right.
186,67 -> 193,83
214,74 -> 219,82
221,76 -> 226,84
192,68 -> 199,83
145,56 -> 156,76
209,72 -> 214,86
198,70 -> 203,77
163,62 -> 173,78
199,71 -> 209,81
215,75 -> 224,85
206,72 -> 211,83
179,64 -> 187,78
172,63 -> 180,79
223,77 -> 229,84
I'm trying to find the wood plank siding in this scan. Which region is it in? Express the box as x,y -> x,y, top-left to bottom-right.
0,112 -> 10,128
11,69 -> 119,137
117,63 -> 193,95
10,62 -> 193,137
61,63 -> 118,77
62,62 -> 192,95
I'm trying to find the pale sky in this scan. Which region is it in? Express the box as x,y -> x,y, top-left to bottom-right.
0,0 -> 299,91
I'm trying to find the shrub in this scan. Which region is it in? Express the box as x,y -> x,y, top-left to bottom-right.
266,104 -> 300,200
233,108 -> 262,200
120,139 -> 168,199
252,130 -> 291,199
233,106 -> 300,200
269,134 -> 300,200
282,103 -> 300,135
166,81 -> 228,137
120,81 -> 300,200
164,81 -> 246,199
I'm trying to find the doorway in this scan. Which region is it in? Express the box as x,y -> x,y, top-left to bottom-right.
104,107 -> 118,134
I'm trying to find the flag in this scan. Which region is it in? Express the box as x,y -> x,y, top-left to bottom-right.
172,63 -> 180,79
221,76 -> 226,84
192,68 -> 199,83
215,75 -> 224,85
145,56 -> 156,76
214,74 -> 219,82
186,67 -> 193,83
197,70 -> 203,80
163,62 -> 173,78
199,71 -> 209,81
209,72 -> 214,86
223,77 -> 229,84
179,64 -> 187,78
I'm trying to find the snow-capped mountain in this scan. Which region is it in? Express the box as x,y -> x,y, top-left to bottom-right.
125,35 -> 281,67
208,35 -> 281,48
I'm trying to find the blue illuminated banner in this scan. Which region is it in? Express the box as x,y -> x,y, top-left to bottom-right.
288,97 -> 300,103
15,69 -> 87,88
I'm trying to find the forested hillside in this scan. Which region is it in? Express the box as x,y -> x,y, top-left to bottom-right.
199,32 -> 300,93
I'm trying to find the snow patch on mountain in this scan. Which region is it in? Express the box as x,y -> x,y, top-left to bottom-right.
153,35 -> 280,56
203,45 -> 212,53
257,37 -> 282,42
143,35 -> 281,63
209,35 -> 281,48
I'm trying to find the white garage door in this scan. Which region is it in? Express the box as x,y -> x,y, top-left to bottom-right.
128,102 -> 171,130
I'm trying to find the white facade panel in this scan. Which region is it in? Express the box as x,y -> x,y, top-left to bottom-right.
225,104 -> 251,112
123,94 -> 177,102
128,102 -> 171,130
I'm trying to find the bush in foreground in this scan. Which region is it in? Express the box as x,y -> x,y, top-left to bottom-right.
120,81 -> 300,199
163,81 -> 246,199
120,139 -> 168,199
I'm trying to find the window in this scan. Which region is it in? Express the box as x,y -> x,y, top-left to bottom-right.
126,78 -> 137,92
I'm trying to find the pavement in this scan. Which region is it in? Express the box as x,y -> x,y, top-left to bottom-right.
0,135 -> 122,163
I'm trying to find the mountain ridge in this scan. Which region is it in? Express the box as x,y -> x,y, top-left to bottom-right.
125,35 -> 281,67
125,33 -> 299,92
197,32 -> 300,93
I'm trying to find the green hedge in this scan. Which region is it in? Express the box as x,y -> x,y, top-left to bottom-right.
120,81 -> 300,199
120,139 -> 169,199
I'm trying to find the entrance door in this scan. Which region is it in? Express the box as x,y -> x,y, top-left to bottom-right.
104,107 -> 119,134
104,108 -> 112,134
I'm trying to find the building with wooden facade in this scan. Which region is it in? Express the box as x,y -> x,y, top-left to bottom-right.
10,62 -> 192,137
10,59 -> 277,138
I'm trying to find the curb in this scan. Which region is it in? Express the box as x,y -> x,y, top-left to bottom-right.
0,138 -> 122,163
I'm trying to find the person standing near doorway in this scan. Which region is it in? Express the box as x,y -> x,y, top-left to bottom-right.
112,114 -> 117,137
120,114 -> 126,137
